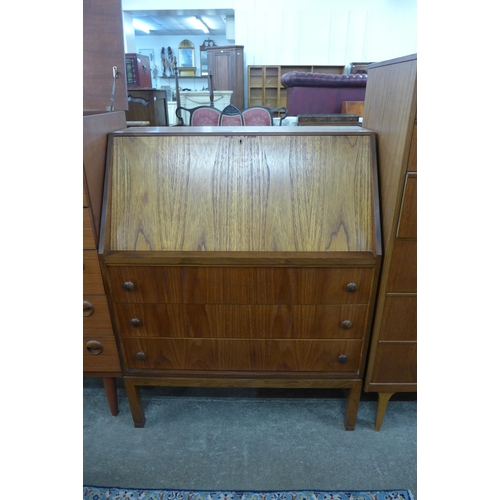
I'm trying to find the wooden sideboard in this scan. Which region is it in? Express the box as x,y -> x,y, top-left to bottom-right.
125,88 -> 168,126
362,54 -> 417,430
98,126 -> 382,430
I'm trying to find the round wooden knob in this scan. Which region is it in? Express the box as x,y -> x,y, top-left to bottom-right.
130,318 -> 142,328
341,320 -> 353,329
123,281 -> 135,292
83,300 -> 94,317
135,351 -> 147,361
346,283 -> 358,293
86,340 -> 103,355
338,355 -> 348,364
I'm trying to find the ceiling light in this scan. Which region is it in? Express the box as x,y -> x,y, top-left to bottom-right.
132,18 -> 151,34
200,17 -> 216,30
191,16 -> 210,34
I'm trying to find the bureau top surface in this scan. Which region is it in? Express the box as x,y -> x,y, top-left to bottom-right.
103,128 -> 379,257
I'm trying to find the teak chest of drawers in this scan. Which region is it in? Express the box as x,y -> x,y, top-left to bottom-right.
99,126 -> 382,429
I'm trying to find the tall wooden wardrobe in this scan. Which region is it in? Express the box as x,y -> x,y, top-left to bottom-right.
207,45 -> 245,109
362,54 -> 417,430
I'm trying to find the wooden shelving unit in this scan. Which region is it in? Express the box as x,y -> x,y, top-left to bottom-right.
247,65 -> 345,110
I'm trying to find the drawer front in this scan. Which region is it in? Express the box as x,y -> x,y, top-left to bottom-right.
83,250 -> 105,295
387,240 -> 417,293
114,303 -> 369,340
83,208 -> 96,249
83,336 -> 121,372
378,295 -> 417,342
121,338 -> 363,373
397,174 -> 417,239
83,295 -> 113,334
369,343 -> 417,384
108,267 -> 374,305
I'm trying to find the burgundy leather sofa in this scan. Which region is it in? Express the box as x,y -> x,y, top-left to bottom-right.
281,71 -> 368,115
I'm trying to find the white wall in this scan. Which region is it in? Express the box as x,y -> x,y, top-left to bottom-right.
124,0 -> 416,102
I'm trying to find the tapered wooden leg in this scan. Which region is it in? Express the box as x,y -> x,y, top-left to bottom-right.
124,378 -> 146,428
375,392 -> 395,431
344,380 -> 362,431
102,377 -> 119,416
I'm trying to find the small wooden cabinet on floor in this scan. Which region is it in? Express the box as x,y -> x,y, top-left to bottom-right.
362,54 -> 417,430
98,126 -> 382,430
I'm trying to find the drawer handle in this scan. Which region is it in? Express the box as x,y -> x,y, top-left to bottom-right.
341,320 -> 352,329
346,283 -> 358,293
83,300 -> 94,317
136,351 -> 147,361
123,281 -> 135,292
338,355 -> 348,364
130,318 -> 142,328
86,340 -> 104,355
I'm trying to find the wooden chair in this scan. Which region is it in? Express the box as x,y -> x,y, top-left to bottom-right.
175,105 -> 222,126
219,104 -> 244,126
242,106 -> 288,126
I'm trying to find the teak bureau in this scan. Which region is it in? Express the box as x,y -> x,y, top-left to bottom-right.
99,126 -> 382,429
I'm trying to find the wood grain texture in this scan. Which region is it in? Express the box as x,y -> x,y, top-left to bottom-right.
83,111 -> 127,237
83,0 -> 127,111
83,250 -> 105,295
397,173 -> 417,238
107,266 -> 374,304
408,123 -> 417,172
121,338 -> 363,373
362,54 -> 417,247
369,343 -> 417,384
83,295 -> 114,334
377,295 -> 417,341
386,240 -> 417,293
114,303 -> 369,340
109,134 -> 374,253
83,208 -> 96,249
83,336 -> 121,372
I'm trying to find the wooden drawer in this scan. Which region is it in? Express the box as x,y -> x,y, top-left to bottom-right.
387,240 -> 417,293
83,295 -> 113,334
83,336 -> 121,372
378,295 -> 417,342
397,174 -> 417,238
369,343 -> 417,384
83,208 -> 96,249
108,267 -> 374,305
114,303 -> 369,340
83,250 -> 105,295
121,338 -> 363,373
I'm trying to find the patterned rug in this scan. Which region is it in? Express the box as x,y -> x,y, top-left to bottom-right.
83,488 -> 414,500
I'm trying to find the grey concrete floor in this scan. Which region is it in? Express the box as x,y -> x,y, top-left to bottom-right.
83,379 -> 417,498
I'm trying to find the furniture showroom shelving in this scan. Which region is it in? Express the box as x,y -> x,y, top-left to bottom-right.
247,65 -> 345,110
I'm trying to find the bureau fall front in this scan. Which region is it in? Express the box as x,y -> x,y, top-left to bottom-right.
99,126 -> 382,429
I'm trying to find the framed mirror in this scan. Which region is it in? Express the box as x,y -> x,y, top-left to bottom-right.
178,39 -> 195,67
200,40 -> 216,76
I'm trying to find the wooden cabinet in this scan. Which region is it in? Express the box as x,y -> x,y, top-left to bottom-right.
99,127 -> 382,430
125,89 -> 168,126
207,45 -> 244,109
362,54 -> 417,430
125,53 -> 152,88
83,0 -> 127,112
83,111 -> 127,415
247,65 -> 345,110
